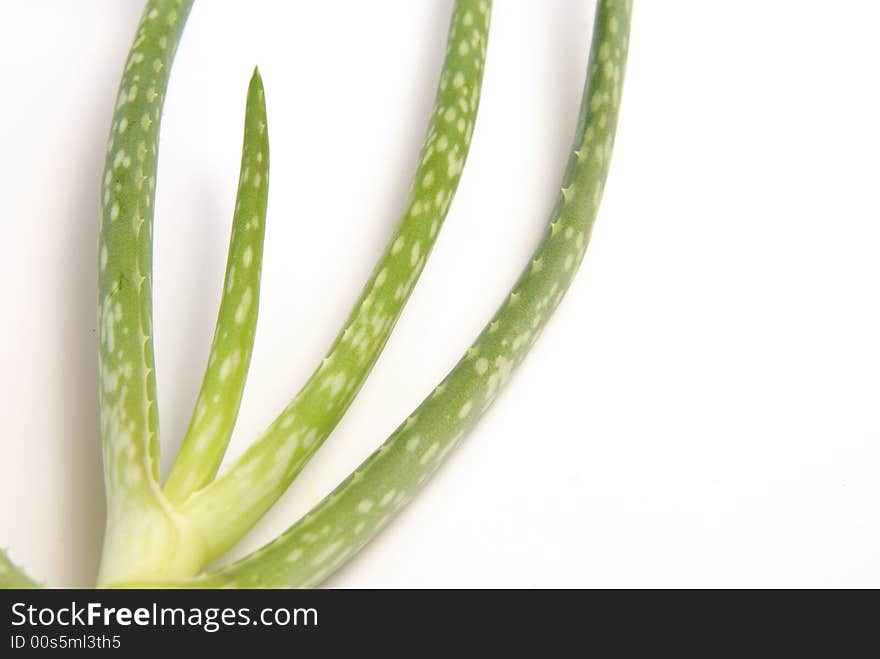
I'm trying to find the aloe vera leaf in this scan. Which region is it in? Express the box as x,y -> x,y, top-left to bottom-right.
96,0 -> 204,585
0,549 -> 42,589
179,0 -> 493,564
163,69 -> 269,504
191,0 -> 631,588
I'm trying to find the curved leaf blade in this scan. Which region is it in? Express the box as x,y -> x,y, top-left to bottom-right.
97,0 -> 200,585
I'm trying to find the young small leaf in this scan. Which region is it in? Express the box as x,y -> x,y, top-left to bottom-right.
163,68 -> 270,504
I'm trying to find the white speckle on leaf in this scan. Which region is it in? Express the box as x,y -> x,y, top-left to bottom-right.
420,442 -> 439,465
235,287 -> 253,324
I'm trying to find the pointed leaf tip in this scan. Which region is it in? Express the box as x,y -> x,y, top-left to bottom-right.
249,66 -> 264,95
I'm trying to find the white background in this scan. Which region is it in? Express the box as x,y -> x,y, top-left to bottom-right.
1,1 -> 879,588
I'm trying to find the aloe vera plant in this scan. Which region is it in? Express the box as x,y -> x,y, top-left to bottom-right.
1,0 -> 630,589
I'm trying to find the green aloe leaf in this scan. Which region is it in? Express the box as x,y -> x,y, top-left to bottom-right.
163,68 -> 270,504
179,0 -> 494,566
97,0 -> 200,584
190,0 -> 632,588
